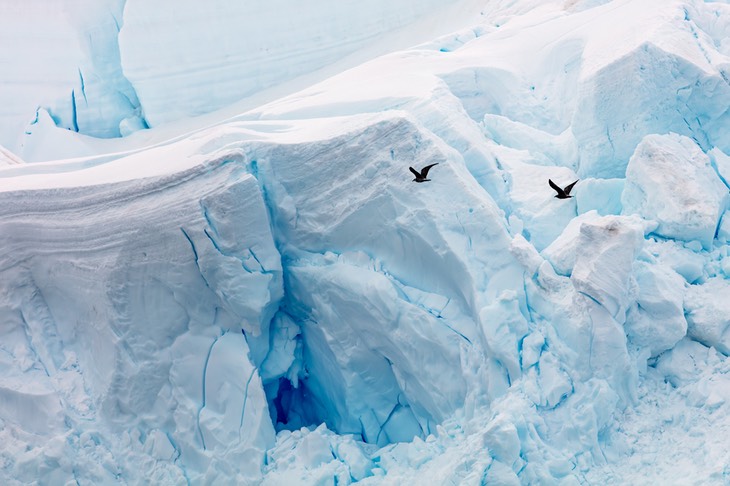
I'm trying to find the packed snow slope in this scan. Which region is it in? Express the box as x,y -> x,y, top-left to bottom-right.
1,0 -> 730,485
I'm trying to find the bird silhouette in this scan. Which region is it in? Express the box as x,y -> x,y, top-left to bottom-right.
549,179 -> 578,199
410,163 -> 438,183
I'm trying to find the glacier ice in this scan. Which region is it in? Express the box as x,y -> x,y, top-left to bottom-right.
0,160 -> 282,483
622,133 -> 729,250
625,260 -> 687,357
1,0 -> 730,484
685,278 -> 730,355
0,0 -> 141,154
118,0 -> 466,127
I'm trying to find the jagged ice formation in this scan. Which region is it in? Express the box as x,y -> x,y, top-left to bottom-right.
0,0 -> 729,484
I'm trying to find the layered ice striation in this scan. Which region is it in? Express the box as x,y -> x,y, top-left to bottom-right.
1,0 -> 730,484
0,159 -> 282,483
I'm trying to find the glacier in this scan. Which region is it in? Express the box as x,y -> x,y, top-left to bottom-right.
1,0 -> 730,484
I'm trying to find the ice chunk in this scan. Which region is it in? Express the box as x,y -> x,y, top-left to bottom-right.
295,427 -> 335,469
536,351 -> 573,408
482,415 -> 521,467
143,430 -> 178,461
263,425 -> 373,485
479,290 -> 529,384
643,238 -> 706,284
520,331 -> 545,370
624,260 -> 687,356
509,234 -> 544,277
654,338 -> 717,387
571,215 -> 647,322
198,332 -> 274,463
684,278 -> 730,355
621,134 -> 730,249
542,210 -> 602,276
574,178 -> 624,216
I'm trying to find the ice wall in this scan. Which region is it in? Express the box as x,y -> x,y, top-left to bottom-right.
0,0 -> 142,154
1,0 -> 730,484
0,157 -> 282,483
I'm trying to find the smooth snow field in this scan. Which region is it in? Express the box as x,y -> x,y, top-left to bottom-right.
1,0 -> 729,484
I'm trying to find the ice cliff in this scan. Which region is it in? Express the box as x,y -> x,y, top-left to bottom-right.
1,0 -> 729,484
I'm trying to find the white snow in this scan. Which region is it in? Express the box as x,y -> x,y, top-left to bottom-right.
1,0 -> 729,485
118,0 -> 485,128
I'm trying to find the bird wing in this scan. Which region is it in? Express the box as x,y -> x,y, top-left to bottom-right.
421,163 -> 439,177
548,179 -> 564,196
563,180 -> 579,195
409,167 -> 421,178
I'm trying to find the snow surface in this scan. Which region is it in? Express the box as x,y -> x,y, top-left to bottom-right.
1,0 -> 730,485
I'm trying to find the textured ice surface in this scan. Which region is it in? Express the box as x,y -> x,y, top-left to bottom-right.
0,0 -> 140,153
622,133 -> 729,250
1,0 -> 730,484
685,278 -> 730,355
0,161 -> 282,483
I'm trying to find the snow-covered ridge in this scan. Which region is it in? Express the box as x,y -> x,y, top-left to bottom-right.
1,0 -> 730,484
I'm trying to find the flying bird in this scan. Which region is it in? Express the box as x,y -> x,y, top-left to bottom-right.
410,163 -> 438,183
549,179 -> 578,199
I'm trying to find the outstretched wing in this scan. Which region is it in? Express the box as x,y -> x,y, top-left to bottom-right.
563,179 -> 579,195
421,163 -> 439,178
409,167 -> 421,178
548,179 -> 564,196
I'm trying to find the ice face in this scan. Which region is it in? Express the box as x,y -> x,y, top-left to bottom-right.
0,0 -> 140,155
1,0 -> 730,484
0,161 -> 282,483
117,0 -> 463,127
622,133 -> 730,250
